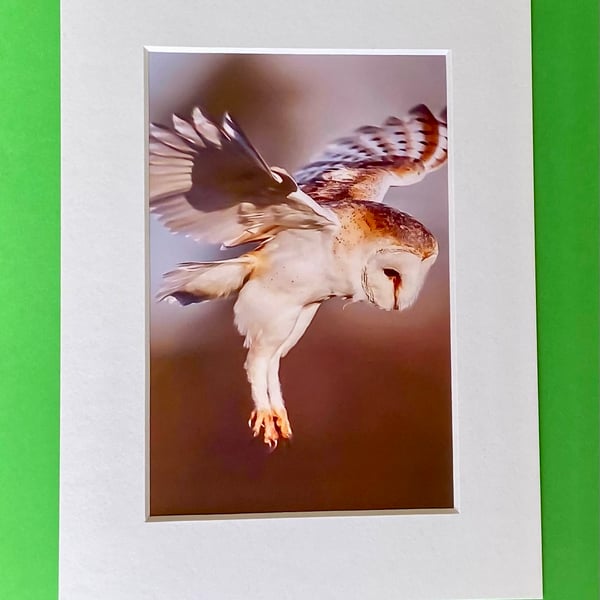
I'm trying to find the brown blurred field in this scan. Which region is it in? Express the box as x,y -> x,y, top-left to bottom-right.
148,52 -> 453,516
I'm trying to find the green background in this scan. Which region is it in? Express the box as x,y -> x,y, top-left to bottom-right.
0,0 -> 597,598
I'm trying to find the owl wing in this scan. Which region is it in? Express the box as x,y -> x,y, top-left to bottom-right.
149,108 -> 339,248
295,105 -> 447,203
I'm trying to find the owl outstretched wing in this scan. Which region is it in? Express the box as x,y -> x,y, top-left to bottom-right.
295,105 -> 447,203
149,108 -> 339,248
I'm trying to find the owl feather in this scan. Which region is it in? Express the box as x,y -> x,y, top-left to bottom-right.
150,104 -> 447,448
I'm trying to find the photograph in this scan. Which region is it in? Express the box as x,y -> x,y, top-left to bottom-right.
148,50 -> 452,517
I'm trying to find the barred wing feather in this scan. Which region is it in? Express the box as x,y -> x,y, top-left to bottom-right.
295,104 -> 447,204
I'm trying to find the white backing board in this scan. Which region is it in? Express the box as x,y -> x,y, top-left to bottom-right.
60,1 -> 541,598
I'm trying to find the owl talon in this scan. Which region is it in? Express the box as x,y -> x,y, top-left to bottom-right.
248,409 -> 279,447
273,407 -> 293,439
248,408 -> 293,448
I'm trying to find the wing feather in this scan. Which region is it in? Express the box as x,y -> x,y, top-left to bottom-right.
149,108 -> 339,247
295,104 -> 447,204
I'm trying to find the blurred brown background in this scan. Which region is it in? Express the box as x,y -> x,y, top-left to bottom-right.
148,52 -> 452,516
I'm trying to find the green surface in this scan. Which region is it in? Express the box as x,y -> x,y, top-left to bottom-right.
532,1 -> 600,598
0,1 -> 598,598
0,1 -> 61,599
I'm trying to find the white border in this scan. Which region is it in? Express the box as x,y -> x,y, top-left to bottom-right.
61,2 -> 541,598
145,46 -> 450,54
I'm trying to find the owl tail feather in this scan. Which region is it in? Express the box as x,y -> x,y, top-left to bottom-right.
157,257 -> 254,306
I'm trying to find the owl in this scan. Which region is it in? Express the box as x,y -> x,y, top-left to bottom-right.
149,104 -> 448,448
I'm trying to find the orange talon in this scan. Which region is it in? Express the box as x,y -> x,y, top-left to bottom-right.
273,407 -> 293,439
248,409 -> 280,447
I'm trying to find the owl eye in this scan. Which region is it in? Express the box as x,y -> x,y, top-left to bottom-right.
383,268 -> 401,280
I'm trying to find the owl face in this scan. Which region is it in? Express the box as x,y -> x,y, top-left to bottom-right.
361,248 -> 437,311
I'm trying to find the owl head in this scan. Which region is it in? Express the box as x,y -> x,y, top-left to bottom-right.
361,247 -> 438,311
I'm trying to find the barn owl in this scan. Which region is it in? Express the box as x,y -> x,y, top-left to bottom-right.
149,104 -> 448,448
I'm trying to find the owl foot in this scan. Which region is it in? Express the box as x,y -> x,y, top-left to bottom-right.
248,408 -> 293,449
248,409 -> 279,448
273,407 -> 293,439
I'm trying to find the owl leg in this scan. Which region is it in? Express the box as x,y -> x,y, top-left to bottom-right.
240,306 -> 305,448
245,347 -> 279,447
266,303 -> 321,439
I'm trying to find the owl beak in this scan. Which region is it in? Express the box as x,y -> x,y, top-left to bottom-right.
383,269 -> 402,310
392,275 -> 401,310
